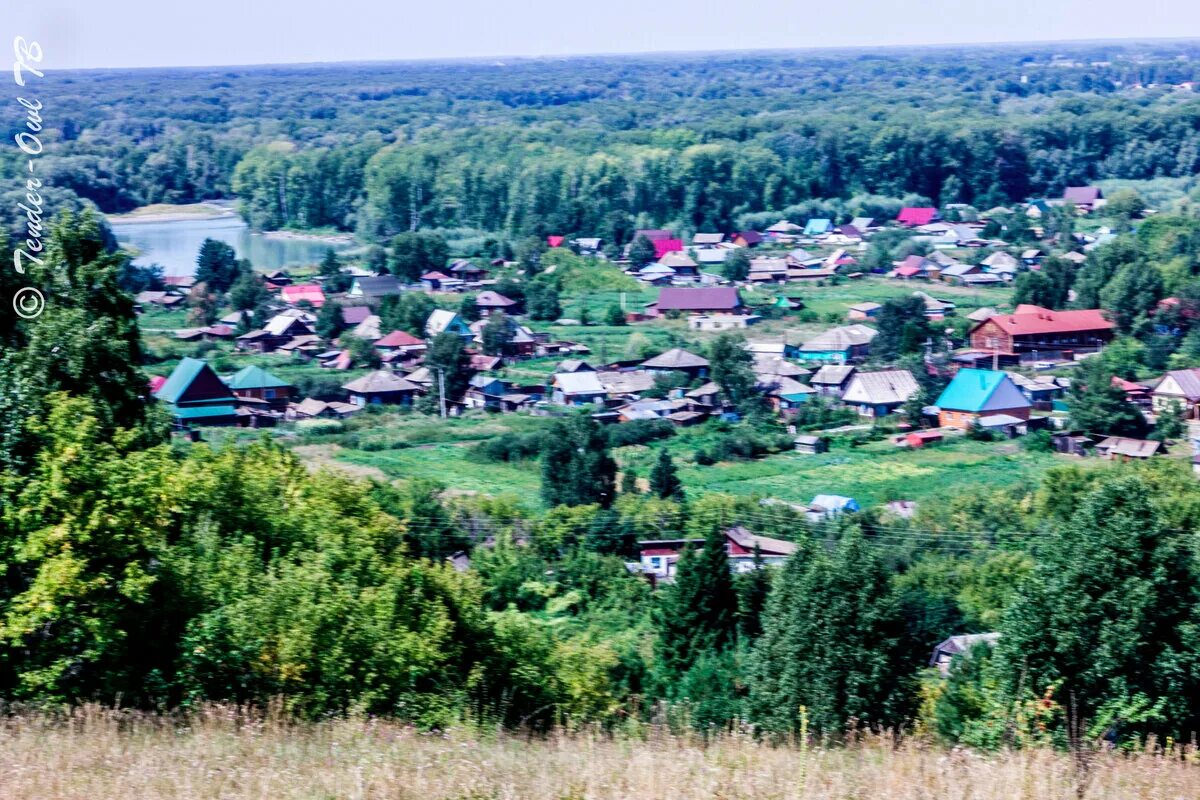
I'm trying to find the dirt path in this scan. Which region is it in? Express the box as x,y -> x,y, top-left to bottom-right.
291,444 -> 387,481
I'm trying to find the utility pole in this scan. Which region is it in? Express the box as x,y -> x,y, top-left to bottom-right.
437,368 -> 447,419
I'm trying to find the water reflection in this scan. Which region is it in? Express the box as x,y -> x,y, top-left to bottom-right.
110,215 -> 354,276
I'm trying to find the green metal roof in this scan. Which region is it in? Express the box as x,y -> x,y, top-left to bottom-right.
225,365 -> 290,390
154,357 -> 208,404
170,404 -> 239,421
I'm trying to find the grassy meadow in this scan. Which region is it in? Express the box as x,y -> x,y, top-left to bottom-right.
295,410 -> 1079,510
2,706 -> 1196,800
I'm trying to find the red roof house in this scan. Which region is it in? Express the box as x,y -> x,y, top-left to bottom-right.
280,284 -> 326,308
547,235 -> 565,248
374,330 -> 426,351
897,207 -> 939,227
653,238 -> 684,258
634,229 -> 675,242
968,304 -> 1114,355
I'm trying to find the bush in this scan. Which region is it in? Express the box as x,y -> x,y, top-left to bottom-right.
605,418 -> 675,448
471,430 -> 547,462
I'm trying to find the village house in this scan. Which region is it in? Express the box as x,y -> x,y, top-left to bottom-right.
930,633 -> 1000,675
341,305 -> 373,326
551,371 -> 607,406
1151,368 -> 1200,418
469,316 -> 537,358
732,230 -> 762,248
692,232 -> 725,247
803,218 -> 833,237
280,284 -> 326,308
1094,436 -> 1163,461
892,254 -> 933,280
847,302 -> 882,320
798,325 -> 877,363
224,365 -> 293,412
287,397 -> 361,421
897,206 -> 939,227
758,374 -> 817,414
374,329 -> 427,360
644,286 -> 744,318
839,369 -> 919,417
134,290 -> 184,310
809,364 -> 857,397
934,368 -> 1032,429
637,527 -> 798,581
154,357 -> 240,428
351,314 -> 383,341
342,370 -> 421,407
968,305 -> 1114,358
1062,186 -> 1105,213
807,495 -> 860,521
425,309 -> 474,340
641,348 -> 710,379
348,275 -> 403,300
236,312 -> 315,353
449,260 -> 488,283
420,271 -> 454,291
475,290 -> 520,316
658,250 -> 700,278
464,375 -> 508,411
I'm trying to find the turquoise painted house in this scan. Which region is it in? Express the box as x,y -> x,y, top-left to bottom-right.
934,368 -> 1031,429
154,357 -> 239,427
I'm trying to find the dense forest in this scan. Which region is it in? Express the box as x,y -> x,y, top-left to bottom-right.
5,40 -> 1200,243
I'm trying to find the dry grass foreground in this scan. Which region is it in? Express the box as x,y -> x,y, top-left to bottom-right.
1,706 -> 1197,800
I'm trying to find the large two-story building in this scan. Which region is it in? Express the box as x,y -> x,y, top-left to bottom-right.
968,305 -> 1113,358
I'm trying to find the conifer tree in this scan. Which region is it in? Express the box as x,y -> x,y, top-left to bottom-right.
649,448 -> 684,501
655,525 -> 739,680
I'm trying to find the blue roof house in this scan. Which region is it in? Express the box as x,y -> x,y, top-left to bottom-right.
804,218 -> 834,236
154,357 -> 240,427
935,368 -> 1031,429
807,494 -> 860,522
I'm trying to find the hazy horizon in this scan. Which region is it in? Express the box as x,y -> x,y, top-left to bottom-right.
8,0 -> 1200,71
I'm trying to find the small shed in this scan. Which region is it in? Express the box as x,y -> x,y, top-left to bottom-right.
793,434 -> 828,455
903,430 -> 943,448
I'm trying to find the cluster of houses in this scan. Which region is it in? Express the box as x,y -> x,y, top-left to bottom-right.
587,185 -> 1111,293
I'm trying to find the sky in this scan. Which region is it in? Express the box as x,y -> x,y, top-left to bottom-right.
7,0 -> 1200,71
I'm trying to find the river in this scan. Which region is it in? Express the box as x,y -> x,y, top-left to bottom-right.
109,215 -> 354,276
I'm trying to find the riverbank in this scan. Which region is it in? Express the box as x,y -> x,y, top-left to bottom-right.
262,228 -> 356,245
106,202 -> 238,225
1,706 -> 1195,800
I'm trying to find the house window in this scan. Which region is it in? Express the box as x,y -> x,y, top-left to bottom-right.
264,389 -> 275,399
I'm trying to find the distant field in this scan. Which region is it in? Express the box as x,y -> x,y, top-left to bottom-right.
676,437 -> 1074,507
779,275 -> 1014,318
310,412 -> 1079,510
